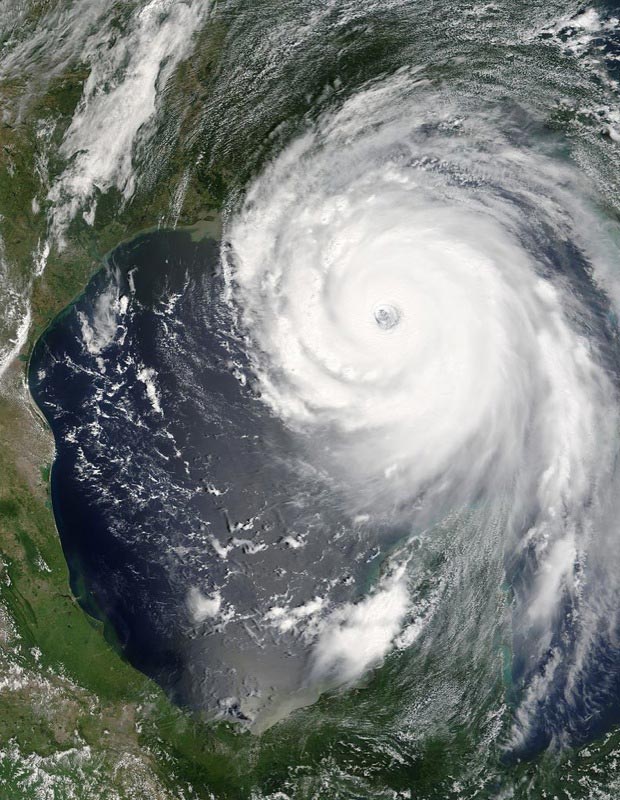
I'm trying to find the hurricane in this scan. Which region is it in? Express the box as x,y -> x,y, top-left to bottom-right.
224,74 -> 620,754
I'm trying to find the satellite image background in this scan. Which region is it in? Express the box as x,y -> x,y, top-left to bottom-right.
3,1 -> 620,798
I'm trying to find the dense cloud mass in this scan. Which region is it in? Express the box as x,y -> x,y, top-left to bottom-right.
226,74 -> 620,751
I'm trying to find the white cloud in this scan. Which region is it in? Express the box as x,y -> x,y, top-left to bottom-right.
48,0 -> 210,244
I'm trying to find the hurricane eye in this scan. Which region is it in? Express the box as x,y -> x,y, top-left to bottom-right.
373,304 -> 400,330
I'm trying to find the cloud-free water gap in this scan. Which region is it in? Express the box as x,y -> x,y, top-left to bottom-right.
29,228 -> 428,731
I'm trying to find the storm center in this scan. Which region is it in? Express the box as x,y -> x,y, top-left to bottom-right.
373,303 -> 400,330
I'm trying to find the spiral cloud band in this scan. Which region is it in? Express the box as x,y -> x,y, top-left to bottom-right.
225,72 -> 620,749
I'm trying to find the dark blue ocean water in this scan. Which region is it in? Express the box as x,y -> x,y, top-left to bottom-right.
29,229 -> 403,721
30,231 -> 225,695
